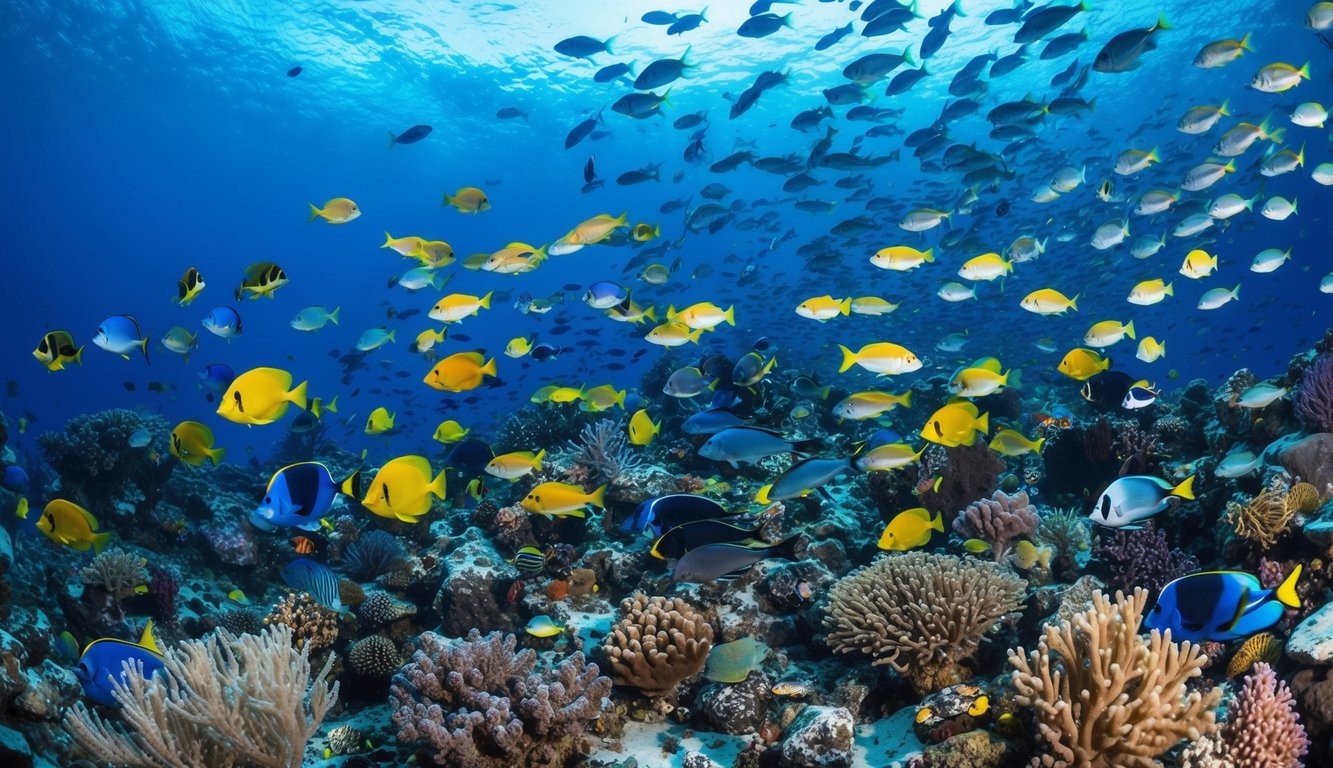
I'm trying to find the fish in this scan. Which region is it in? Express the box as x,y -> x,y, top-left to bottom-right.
1080,370 -> 1137,408
699,427 -> 820,467
365,407 -> 395,435
252,461 -> 361,531
291,536 -> 316,554
1198,285 -> 1240,310
1058,348 -> 1111,380
650,518 -> 766,560
280,558 -> 343,610
989,430 -> 1045,457
510,546 -> 547,575
202,306 -> 242,339
877,507 -> 944,551
837,342 -> 922,375
1020,288 -> 1078,315
628,409 -> 661,446
36,499 -> 112,553
176,267 -> 205,306
1136,338 -> 1166,363
307,197 -> 360,224
624,494 -> 730,537
1194,32 -> 1252,68
422,352 -> 498,392
704,637 -> 765,683
525,615 -> 564,638
920,402 -> 989,447
1145,566 -> 1302,642
1236,383 -> 1288,409
33,330 -> 84,372
93,315 -> 150,362
554,35 -> 613,59
1215,448 -> 1262,478
75,621 -> 164,706
672,537 -> 800,583
486,449 -> 546,481
854,442 -> 924,472
768,458 -> 853,501
1090,475 -> 1195,529
217,367 -> 308,426
170,421 -> 225,466
356,328 -> 396,351
1093,15 -> 1170,73
291,306 -> 340,332
362,455 -> 446,523
442,186 -> 490,213
233,261 -> 288,301
387,124 -> 432,147
521,482 -> 606,518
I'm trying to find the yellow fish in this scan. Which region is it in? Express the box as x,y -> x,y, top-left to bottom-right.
227,589 -> 249,605
413,328 -> 447,354
834,391 -> 913,420
365,407 -> 395,435
606,299 -> 657,325
949,365 -> 1014,398
547,385 -> 585,403
989,429 -> 1045,457
1127,279 -> 1174,306
433,420 -> 470,444
849,297 -> 900,316
628,409 -> 661,446
565,212 -> 629,245
1084,320 -> 1136,348
483,243 -> 546,274
176,267 -> 205,306
645,322 -> 703,347
306,197 -> 360,224
1011,540 -> 1053,569
837,342 -> 922,375
962,538 -> 992,554
853,443 -> 924,472
33,330 -> 84,372
442,186 -> 490,213
958,253 -> 1014,281
216,367 -> 308,426
15,496 -> 29,520
429,291 -> 493,323
795,295 -> 851,321
423,352 -> 497,392
362,455 -> 447,522
521,482 -> 607,517
383,232 -> 427,256
505,336 -> 534,358
1020,288 -> 1079,315
921,402 -> 989,447
667,302 -> 735,330
632,223 -> 660,242
877,507 -> 943,551
1179,249 -> 1218,279
1136,337 -> 1167,363
486,449 -> 546,481
234,261 -> 288,301
1057,348 -> 1111,381
170,421 -> 225,466
415,241 -> 456,267
581,385 -> 626,412
870,245 -> 934,271
36,499 -> 111,553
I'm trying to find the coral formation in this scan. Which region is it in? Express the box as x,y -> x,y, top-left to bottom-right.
78,548 -> 149,600
952,489 -> 1039,561
389,629 -> 610,768
64,624 -> 337,768
347,635 -> 404,677
823,551 -> 1025,693
1092,526 -> 1199,596
263,592 -> 339,651
1009,588 -> 1221,767
602,593 -> 714,697
37,409 -> 174,517
1296,353 -> 1333,433
358,590 -> 417,628
1226,479 -> 1316,549
342,529 -> 407,578
562,418 -> 641,482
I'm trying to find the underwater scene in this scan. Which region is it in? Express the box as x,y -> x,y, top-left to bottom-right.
3,0 -> 1333,766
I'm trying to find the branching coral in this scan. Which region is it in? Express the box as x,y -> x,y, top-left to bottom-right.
1008,588 -> 1221,767
1093,526 -> 1198,596
603,593 -> 713,697
1226,479 -> 1318,549
263,592 -> 339,650
79,548 -> 149,600
562,418 -> 641,483
1296,353 -> 1333,433
1222,662 -> 1309,768
64,624 -> 338,768
390,629 -> 611,768
952,490 -> 1039,561
823,551 -> 1025,693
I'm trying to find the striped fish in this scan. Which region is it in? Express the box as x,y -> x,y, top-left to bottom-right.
280,558 -> 342,611
510,546 -> 546,575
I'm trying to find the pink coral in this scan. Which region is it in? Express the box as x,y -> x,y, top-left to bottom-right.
952,490 -> 1038,562
1225,662 -> 1308,768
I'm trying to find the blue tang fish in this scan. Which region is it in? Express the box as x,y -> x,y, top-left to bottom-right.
251,462 -> 361,532
201,306 -> 242,340
625,493 -> 730,537
1145,565 -> 1303,643
76,621 -> 165,706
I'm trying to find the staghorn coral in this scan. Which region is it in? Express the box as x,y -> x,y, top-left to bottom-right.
603,593 -> 713,697
1008,588 -> 1221,767
952,490 -> 1039,562
264,592 -> 339,651
562,418 -> 642,483
1093,525 -> 1198,596
390,629 -> 611,768
79,548 -> 149,600
823,551 -> 1025,693
342,529 -> 406,579
1223,662 -> 1309,768
1296,353 -> 1333,433
64,624 -> 337,768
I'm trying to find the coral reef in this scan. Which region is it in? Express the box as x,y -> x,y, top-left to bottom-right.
64,624 -> 337,768
1226,478 -> 1317,549
561,418 -> 642,483
389,629 -> 610,768
78,548 -> 148,600
602,593 -> 713,697
823,551 -> 1025,693
1223,662 -> 1308,768
342,529 -> 407,578
263,592 -> 339,651
347,635 -> 404,678
1092,526 -> 1198,596
1296,353 -> 1333,433
952,490 -> 1039,561
38,409 -> 175,517
1009,588 -> 1221,767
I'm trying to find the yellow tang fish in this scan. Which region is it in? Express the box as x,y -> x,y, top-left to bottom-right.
216,367 -> 308,426
306,197 -> 360,224
170,421 -> 226,466
921,402 -> 989,447
433,420 -> 469,444
988,429 -> 1045,457
628,409 -> 661,446
1057,348 -> 1110,381
581,385 -> 626,412
362,455 -> 447,522
877,507 -> 943,551
521,482 -> 607,518
667,302 -> 735,330
365,407 -> 395,435
423,352 -> 497,393
429,291 -> 493,323
37,499 -> 112,553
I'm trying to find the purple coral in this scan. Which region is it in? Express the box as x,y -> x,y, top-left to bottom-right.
952,490 -> 1038,561
1296,354 -> 1333,433
1225,662 -> 1308,768
390,629 -> 610,768
1092,526 -> 1198,597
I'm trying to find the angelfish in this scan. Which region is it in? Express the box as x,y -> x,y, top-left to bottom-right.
1090,475 -> 1195,528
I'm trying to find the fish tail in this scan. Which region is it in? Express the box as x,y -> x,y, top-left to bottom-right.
1069,293 -> 1080,311
382,232 -> 394,248
1238,31 -> 1253,51
723,305 -> 736,326
480,290 -> 494,309
899,390 -> 912,408
837,344 -> 858,373
687,328 -> 703,344
770,535 -> 801,561
589,484 -> 607,508
329,306 -> 341,325
73,345 -> 84,366
288,380 -> 309,411
307,203 -> 321,223
91,532 -> 113,554
922,247 -> 935,263
838,297 -> 851,316
208,447 -> 226,466
339,469 -> 362,498
1276,564 -> 1303,608
481,357 -> 498,377
1034,436 -> 1046,454
976,411 -> 989,435
643,306 -> 657,323
442,193 -> 454,208
141,335 -> 151,365
1171,474 -> 1196,500
1123,320 -> 1136,340
533,448 -> 546,471
428,470 -> 448,500
387,131 -> 398,148
1164,281 -> 1174,296
1299,61 -> 1310,79
1153,14 -> 1170,31
929,511 -> 944,532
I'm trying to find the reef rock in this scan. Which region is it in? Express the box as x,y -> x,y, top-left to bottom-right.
0,724 -> 33,768
697,672 -> 771,735
779,705 -> 854,768
1288,601 -> 1333,665
1278,433 -> 1333,495
433,535 -> 507,636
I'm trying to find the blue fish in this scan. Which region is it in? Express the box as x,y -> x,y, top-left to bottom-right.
1145,566 -> 1303,643
815,22 -> 853,51
92,314 -> 150,363
201,306 -> 242,339
280,557 -> 343,611
76,621 -> 165,706
198,362 -> 236,392
594,62 -> 633,83
251,462 -> 361,532
641,11 -> 678,25
625,493 -> 729,537
3,465 -> 29,492
583,281 -> 629,309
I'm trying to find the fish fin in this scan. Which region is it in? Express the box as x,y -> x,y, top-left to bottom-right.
307,203 -> 321,223
533,448 -> 546,471
328,307 -> 341,325
208,447 -> 226,466
1276,564 -> 1303,609
428,470 -> 448,500
1222,587 -> 1249,632
387,130 -> 398,148
139,620 -> 161,653
837,344 -> 858,373
288,380 -> 309,411
770,536 -> 801,561
590,484 -> 607,508
929,511 -> 944,533
91,532 -> 113,554
1171,474 -> 1195,500
339,469 -> 362,498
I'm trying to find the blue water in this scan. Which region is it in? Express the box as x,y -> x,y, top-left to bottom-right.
2,0 -> 1329,459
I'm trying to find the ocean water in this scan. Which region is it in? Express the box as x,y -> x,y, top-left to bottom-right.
2,1 -> 1333,765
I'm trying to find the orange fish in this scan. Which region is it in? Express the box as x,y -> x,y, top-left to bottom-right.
290,536 -> 316,554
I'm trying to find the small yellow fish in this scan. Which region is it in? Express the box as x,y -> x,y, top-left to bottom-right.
1084,320 -> 1136,348
383,232 -> 427,256
989,429 -> 1045,457
1179,249 -> 1218,279
227,589 -> 250,605
365,407 -> 395,435
667,302 -> 735,330
36,499 -> 111,553
413,328 -> 447,355
870,245 -> 934,271
362,455 -> 447,523
1011,540 -> 1053,570
15,496 -> 29,520
628,409 -> 661,446
631,223 -> 660,242
525,615 -> 565,638
433,420 -> 470,444
422,352 -> 497,392
1127,279 -> 1174,306
505,336 -> 534,358
921,402 -> 989,447
486,449 -> 546,481
1057,348 -> 1111,381
854,442 -> 924,472
877,507 -> 943,551
521,482 -> 606,518
170,421 -> 226,466
645,321 -> 703,347
1136,337 -> 1167,363
442,186 -> 490,213
1020,288 -> 1079,316
216,367 -> 308,426
429,291 -> 493,323
962,538 -> 992,554
564,211 -> 628,245
547,385 -> 585,403
581,384 -> 626,412
958,253 -> 1014,281
306,197 -> 360,224
837,342 -> 922,375
795,295 -> 852,321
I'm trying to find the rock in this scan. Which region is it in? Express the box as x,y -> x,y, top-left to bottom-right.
0,629 -> 29,709
434,537 -> 508,636
1278,433 -> 1333,495
1289,601 -> 1333,664
15,660 -> 80,720
697,672 -> 771,735
0,724 -> 32,768
681,751 -> 724,768
921,729 -> 1023,768
779,705 -> 855,768
0,524 -> 11,573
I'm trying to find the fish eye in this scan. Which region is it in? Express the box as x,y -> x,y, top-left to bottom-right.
264,496 -> 271,504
